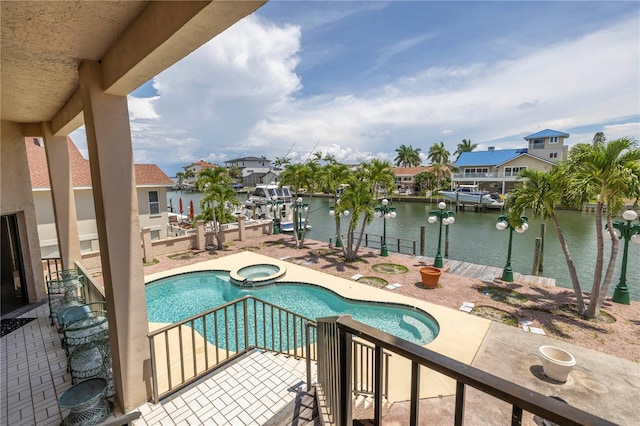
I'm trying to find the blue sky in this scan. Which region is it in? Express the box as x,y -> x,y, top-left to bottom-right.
72,1 -> 640,176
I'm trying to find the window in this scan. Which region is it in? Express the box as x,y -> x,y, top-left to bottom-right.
549,152 -> 558,159
148,191 -> 160,215
549,137 -> 558,144
505,167 -> 527,177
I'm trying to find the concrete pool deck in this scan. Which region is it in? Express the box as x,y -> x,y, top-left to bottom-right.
145,251 -> 493,402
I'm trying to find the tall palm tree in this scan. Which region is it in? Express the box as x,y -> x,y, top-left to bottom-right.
394,144 -> 421,167
321,163 -> 352,244
427,142 -> 450,164
279,163 -> 312,248
454,139 -> 477,160
360,159 -> 395,199
334,177 -> 375,261
564,137 -> 640,318
507,168 -> 586,314
196,168 -> 231,249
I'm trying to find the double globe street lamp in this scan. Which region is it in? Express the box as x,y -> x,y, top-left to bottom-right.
373,199 -> 397,257
267,195 -> 284,235
293,197 -> 309,240
609,209 -> 640,305
496,214 -> 529,282
427,202 -> 455,268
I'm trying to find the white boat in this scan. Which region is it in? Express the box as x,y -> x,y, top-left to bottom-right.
439,185 -> 504,207
280,219 -> 311,233
247,184 -> 293,206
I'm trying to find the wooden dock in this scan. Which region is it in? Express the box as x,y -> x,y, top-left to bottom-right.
411,256 -> 556,287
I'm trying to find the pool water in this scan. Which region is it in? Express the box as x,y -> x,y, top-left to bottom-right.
146,271 -> 439,347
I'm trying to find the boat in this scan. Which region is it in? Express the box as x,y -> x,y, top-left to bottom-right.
280,219 -> 311,233
246,184 -> 293,206
439,185 -> 504,208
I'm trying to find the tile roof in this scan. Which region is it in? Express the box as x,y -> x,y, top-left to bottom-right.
524,129 -> 569,140
455,149 -> 525,166
26,137 -> 173,189
394,166 -> 433,176
184,160 -> 216,169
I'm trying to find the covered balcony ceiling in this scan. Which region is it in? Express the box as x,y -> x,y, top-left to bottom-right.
1,0 -> 265,132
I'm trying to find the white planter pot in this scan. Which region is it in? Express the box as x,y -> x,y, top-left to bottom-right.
538,345 -> 576,382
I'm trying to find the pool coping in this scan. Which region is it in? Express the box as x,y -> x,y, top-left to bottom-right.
144,251 -> 492,401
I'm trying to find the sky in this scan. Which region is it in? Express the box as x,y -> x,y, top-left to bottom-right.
70,1 -> 640,176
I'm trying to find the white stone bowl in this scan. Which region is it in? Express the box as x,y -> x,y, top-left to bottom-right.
538,345 -> 576,382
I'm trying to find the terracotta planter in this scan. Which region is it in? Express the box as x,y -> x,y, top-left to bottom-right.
419,266 -> 442,288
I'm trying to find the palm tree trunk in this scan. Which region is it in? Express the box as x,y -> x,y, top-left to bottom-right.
592,215 -> 620,315
550,214 -> 586,314
586,202 -> 606,318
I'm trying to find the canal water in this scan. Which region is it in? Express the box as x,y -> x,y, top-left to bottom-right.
168,191 -> 640,301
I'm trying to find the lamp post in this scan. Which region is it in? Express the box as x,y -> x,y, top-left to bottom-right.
610,210 -> 640,305
328,200 -> 349,248
427,202 -> 455,268
496,214 -> 529,282
293,197 -> 309,240
374,199 -> 397,257
268,195 -> 284,235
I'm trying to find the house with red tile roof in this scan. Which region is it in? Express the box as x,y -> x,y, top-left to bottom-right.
394,166 -> 433,194
26,137 -> 174,257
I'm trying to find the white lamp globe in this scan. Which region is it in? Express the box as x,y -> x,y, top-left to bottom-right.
329,209 -> 335,216
631,234 -> 640,244
374,211 -> 381,218
390,211 -> 397,218
438,202 -> 446,209
384,213 -> 390,219
428,216 -> 437,224
622,210 -> 638,221
496,221 -> 507,231
444,217 -> 452,225
382,198 -> 389,206
343,210 -> 350,217
515,226 -> 525,233
297,197 -> 303,203
522,223 -> 529,231
447,217 -> 455,225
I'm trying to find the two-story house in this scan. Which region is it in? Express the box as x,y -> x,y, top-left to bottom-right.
27,137 -> 174,257
451,129 -> 569,194
225,156 -> 273,187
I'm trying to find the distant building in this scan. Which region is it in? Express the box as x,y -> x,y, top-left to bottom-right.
393,166 -> 433,193
26,137 -> 174,257
225,156 -> 273,187
451,129 -> 569,193
182,160 -> 216,185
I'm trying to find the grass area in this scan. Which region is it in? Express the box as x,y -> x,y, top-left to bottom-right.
371,263 -> 409,274
477,286 -> 528,305
472,306 -> 518,327
357,276 -> 389,288
167,251 -> 197,260
143,258 -> 159,267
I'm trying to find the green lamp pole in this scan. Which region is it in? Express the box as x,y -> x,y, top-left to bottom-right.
610,210 -> 640,305
496,214 -> 529,282
268,195 -> 283,235
428,202 -> 455,268
293,197 -> 309,240
374,199 -> 397,257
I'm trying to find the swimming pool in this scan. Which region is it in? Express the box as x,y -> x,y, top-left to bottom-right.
146,271 -> 439,348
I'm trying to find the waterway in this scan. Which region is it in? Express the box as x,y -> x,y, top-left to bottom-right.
168,191 -> 640,301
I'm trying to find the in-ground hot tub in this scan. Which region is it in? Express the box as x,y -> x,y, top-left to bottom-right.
230,263 -> 286,287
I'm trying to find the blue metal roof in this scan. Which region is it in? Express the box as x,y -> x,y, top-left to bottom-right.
524,129 -> 569,140
455,149 -> 524,166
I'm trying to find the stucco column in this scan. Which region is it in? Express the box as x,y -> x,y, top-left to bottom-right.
41,123 -> 82,269
238,214 -> 246,241
1,121 -> 47,303
78,60 -> 150,411
141,228 -> 153,264
196,220 -> 205,250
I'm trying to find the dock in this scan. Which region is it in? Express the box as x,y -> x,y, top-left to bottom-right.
411,255 -> 556,287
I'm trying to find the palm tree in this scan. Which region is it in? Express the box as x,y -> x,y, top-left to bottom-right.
273,156 -> 291,167
592,132 -> 606,144
196,168 -> 232,249
428,142 -> 450,165
564,137 -> 640,318
414,170 -> 437,193
507,168 -> 586,314
334,177 -> 376,261
359,159 -> 395,199
454,139 -> 477,160
322,163 -> 352,245
279,163 -> 313,248
175,171 -> 185,189
394,144 -> 421,167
